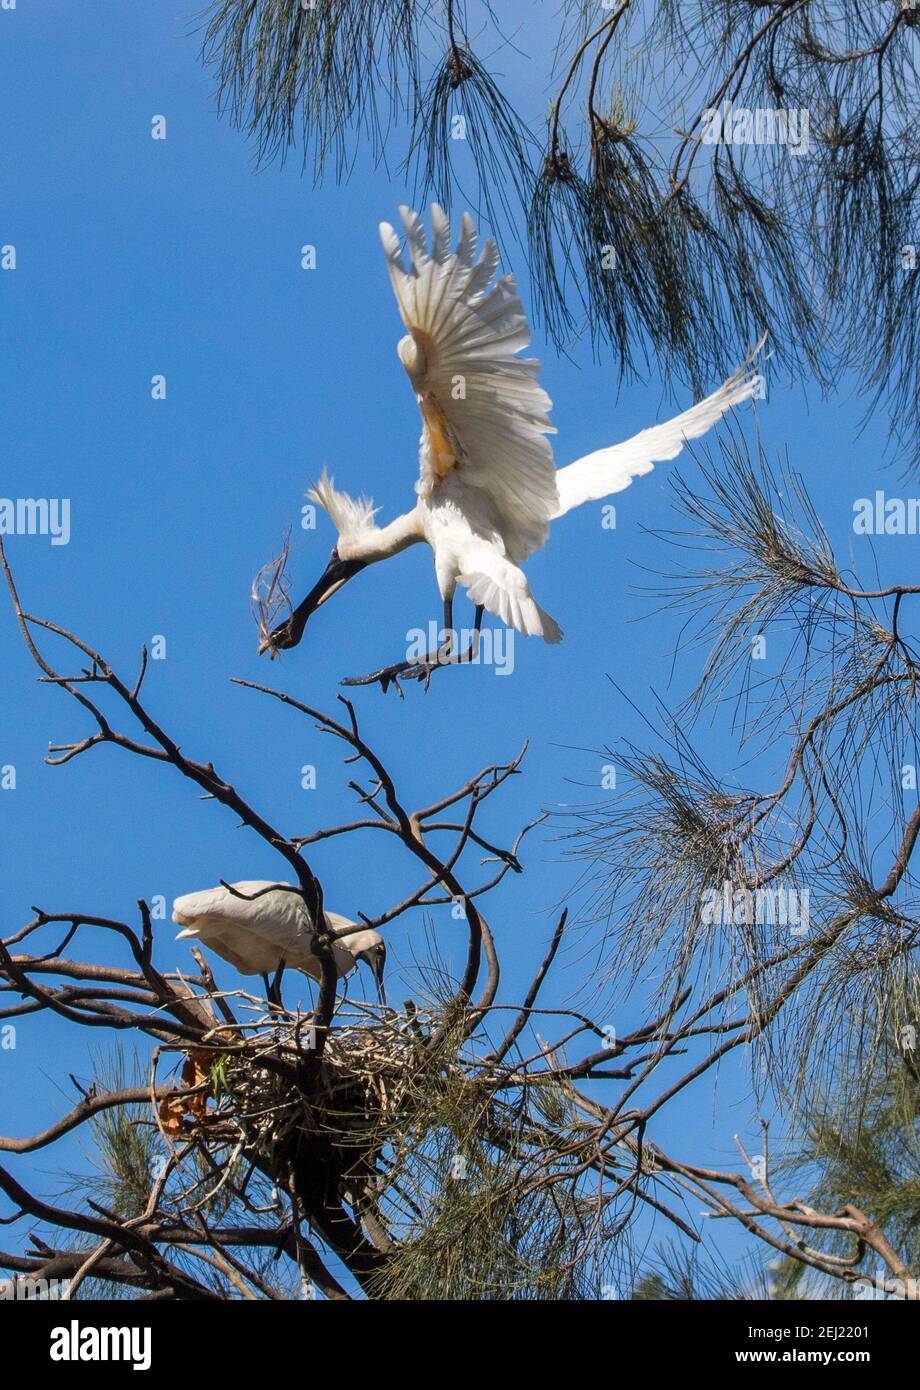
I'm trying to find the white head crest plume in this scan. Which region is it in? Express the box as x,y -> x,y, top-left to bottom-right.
308,466 -> 380,543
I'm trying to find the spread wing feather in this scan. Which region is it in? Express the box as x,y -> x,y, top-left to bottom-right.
552,352 -> 766,518
381,205 -> 558,561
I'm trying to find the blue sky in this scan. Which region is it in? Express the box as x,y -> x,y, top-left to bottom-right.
1,0 -> 914,1293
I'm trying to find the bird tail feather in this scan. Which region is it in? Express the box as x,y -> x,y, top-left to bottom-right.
172,886 -> 230,926
459,568 -> 564,644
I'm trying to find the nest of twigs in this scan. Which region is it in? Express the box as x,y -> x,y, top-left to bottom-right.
162,1002 -> 453,1188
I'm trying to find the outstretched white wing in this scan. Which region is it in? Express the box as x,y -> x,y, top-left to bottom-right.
552,360 -> 763,519
381,205 -> 559,561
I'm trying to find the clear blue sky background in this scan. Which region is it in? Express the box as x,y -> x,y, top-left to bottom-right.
0,1 -> 912,1294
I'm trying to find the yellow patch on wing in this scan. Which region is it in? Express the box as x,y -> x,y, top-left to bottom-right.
420,396 -> 458,477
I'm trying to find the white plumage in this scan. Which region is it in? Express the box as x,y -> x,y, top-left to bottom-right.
172,881 -> 386,999
269,204 -> 764,656
380,205 -> 558,562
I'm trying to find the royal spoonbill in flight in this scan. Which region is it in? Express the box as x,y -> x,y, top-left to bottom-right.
263,205 -> 763,689
172,881 -> 386,1004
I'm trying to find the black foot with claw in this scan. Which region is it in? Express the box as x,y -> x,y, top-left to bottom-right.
341,654 -> 444,697
341,605 -> 486,696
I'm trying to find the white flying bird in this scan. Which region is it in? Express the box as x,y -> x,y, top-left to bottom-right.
265,204 -> 762,683
172,881 -> 386,1002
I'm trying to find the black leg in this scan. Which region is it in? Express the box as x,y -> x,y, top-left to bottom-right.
263,960 -> 286,1008
342,603 -> 484,695
439,596 -> 455,660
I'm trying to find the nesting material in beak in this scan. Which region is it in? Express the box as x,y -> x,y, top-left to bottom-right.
252,533 -> 293,659
260,554 -> 366,654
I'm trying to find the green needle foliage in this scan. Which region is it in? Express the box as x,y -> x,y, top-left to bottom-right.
778,1008 -> 920,1283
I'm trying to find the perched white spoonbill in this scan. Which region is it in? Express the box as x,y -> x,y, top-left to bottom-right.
172,881 -> 386,1002
264,203 -> 763,681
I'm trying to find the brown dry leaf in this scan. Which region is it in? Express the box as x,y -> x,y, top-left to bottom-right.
158,1093 -> 187,1139
184,1049 -> 215,1119
158,1048 -> 219,1134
